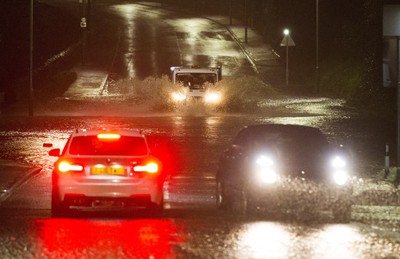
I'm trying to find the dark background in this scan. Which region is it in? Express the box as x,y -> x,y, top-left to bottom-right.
0,0 -> 391,117
0,0 -> 80,104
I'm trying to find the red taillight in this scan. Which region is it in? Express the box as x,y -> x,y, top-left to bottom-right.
133,162 -> 159,174
97,133 -> 121,140
58,161 -> 84,173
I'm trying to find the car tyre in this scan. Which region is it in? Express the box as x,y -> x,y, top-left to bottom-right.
51,187 -> 69,217
147,194 -> 164,217
216,179 -> 233,210
236,187 -> 257,216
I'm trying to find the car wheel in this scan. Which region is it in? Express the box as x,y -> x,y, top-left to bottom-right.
216,179 -> 232,210
237,187 -> 257,216
51,187 -> 69,217
148,203 -> 163,216
147,193 -> 164,216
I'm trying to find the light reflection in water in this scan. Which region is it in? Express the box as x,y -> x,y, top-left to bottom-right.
35,218 -> 183,258
260,117 -> 325,128
173,18 -> 212,66
236,222 -> 292,258
186,19 -> 203,45
235,222 -> 368,259
0,130 -> 69,170
111,5 -> 138,79
308,224 -> 365,259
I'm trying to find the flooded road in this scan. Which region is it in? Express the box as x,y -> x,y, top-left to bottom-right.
0,1 -> 399,258
0,100 -> 399,258
0,207 -> 400,258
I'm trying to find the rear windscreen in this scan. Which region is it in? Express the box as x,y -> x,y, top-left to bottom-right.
69,136 -> 148,156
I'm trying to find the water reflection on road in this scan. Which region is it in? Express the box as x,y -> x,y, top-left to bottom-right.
34,217 -> 184,258
0,96 -> 398,258
0,209 -> 397,258
235,222 -> 395,258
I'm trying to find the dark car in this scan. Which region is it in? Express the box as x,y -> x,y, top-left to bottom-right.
216,124 -> 354,221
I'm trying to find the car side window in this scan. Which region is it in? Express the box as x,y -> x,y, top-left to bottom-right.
232,130 -> 248,146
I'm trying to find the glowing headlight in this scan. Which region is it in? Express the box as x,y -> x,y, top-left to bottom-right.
331,156 -> 346,168
171,92 -> 186,102
255,155 -> 278,184
204,92 -> 221,103
330,155 -> 349,185
256,155 -> 274,166
257,170 -> 279,184
333,170 -> 349,186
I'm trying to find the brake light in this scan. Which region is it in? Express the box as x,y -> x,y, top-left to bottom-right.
133,162 -> 159,174
58,161 -> 84,173
97,133 -> 121,140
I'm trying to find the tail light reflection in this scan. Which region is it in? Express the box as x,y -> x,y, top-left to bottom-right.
35,218 -> 184,258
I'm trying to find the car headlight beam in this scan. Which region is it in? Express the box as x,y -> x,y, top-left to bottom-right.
329,155 -> 350,185
256,155 -> 274,167
257,169 -> 279,184
333,170 -> 349,186
171,92 -> 186,102
204,92 -> 221,104
331,156 -> 346,168
254,155 -> 278,184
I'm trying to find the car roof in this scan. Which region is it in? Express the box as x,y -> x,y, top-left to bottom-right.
70,128 -> 144,137
235,124 -> 329,146
240,124 -> 323,134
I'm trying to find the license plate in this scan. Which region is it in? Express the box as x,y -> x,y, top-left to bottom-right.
91,167 -> 125,175
92,200 -> 125,208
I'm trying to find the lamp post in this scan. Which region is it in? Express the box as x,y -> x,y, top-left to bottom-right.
284,29 -> 290,86
244,0 -> 248,43
280,29 -> 295,87
29,0 -> 34,116
229,0 -> 232,25
80,0 -> 88,65
316,0 -> 319,92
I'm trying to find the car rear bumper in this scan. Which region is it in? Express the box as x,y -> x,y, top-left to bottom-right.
63,194 -> 154,208
54,176 -> 163,207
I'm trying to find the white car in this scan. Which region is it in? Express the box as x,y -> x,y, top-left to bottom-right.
170,66 -> 222,105
48,129 -> 165,216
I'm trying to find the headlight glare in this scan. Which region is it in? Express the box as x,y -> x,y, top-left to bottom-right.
171,92 -> 186,102
257,170 -> 279,184
204,92 -> 221,103
255,155 -> 278,184
331,156 -> 346,168
256,155 -> 274,167
333,170 -> 349,186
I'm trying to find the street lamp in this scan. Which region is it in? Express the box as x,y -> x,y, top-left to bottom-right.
284,29 -> 290,86
280,29 -> 295,87
283,29 -> 290,35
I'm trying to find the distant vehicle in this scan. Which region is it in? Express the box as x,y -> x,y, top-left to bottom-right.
216,124 -> 354,222
170,66 -> 222,104
48,129 -> 165,216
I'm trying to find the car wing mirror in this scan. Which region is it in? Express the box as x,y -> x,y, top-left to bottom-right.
49,148 -> 61,157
